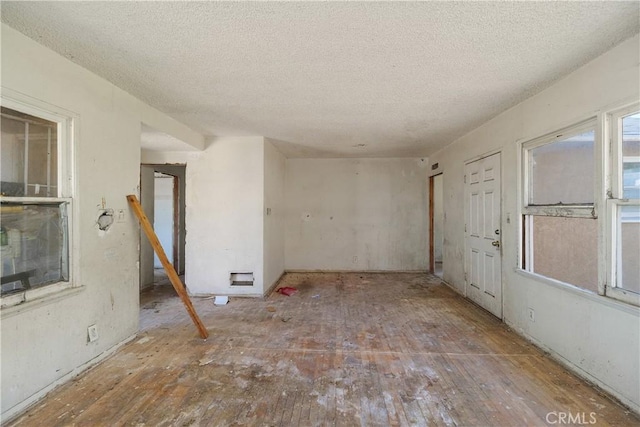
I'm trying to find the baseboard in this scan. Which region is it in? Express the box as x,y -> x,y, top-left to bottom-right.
440,275 -> 638,415
1,333 -> 137,424
503,318 -> 640,416
284,269 -> 429,274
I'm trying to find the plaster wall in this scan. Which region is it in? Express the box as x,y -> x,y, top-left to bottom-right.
284,158 -> 429,271
0,24 -> 201,419
141,137 -> 266,297
263,139 -> 286,292
428,34 -> 640,412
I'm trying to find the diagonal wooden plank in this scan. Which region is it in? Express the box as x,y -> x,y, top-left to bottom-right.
127,194 -> 208,339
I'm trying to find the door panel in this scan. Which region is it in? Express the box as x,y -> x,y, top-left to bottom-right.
484,252 -> 496,297
483,190 -> 495,239
465,153 -> 502,318
470,249 -> 480,289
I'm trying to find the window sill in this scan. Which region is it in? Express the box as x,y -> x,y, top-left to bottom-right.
606,286 -> 640,307
1,282 -> 84,319
514,269 -> 640,316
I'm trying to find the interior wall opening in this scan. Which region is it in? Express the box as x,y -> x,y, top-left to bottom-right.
153,172 -> 175,269
429,173 -> 444,278
139,164 -> 186,293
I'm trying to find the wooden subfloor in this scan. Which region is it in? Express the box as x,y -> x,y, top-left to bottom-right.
9,273 -> 638,426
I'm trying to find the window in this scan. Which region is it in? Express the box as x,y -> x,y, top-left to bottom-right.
520,104 -> 640,306
1,102 -> 73,302
607,106 -> 640,305
522,120 -> 598,293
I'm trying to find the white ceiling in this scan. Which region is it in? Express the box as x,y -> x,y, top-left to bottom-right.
140,124 -> 200,152
2,2 -> 639,157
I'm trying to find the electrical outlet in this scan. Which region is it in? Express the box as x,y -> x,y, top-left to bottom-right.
116,209 -> 126,223
528,308 -> 535,322
88,324 -> 99,342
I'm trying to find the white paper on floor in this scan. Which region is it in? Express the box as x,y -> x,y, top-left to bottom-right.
214,296 -> 229,305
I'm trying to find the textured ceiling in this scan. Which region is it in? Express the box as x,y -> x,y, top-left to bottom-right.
2,2 -> 639,157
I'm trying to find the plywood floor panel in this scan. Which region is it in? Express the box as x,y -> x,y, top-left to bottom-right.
8,272 -> 638,426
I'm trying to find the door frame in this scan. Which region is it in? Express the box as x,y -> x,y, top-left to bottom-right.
429,175 -> 435,273
463,149 -> 503,318
139,164 -> 187,292
172,174 -> 180,272
152,172 -> 180,270
429,173 -> 443,274
150,164 -> 186,275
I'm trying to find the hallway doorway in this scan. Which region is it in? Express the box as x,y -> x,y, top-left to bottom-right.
429,173 -> 444,278
139,164 -> 186,292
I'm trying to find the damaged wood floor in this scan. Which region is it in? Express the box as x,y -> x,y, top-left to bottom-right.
9,273 -> 639,426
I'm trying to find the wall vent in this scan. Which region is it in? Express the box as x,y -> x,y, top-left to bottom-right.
230,272 -> 254,286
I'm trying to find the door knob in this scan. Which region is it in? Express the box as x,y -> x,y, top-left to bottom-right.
492,240 -> 500,247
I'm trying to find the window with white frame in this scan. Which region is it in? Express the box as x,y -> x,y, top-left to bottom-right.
607,105 -> 640,305
0,102 -> 73,299
521,105 -> 640,306
521,119 -> 599,293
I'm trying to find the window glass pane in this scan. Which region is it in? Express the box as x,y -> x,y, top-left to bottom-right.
529,130 -> 595,205
0,107 -> 58,198
1,202 -> 68,295
527,215 -> 598,292
618,205 -> 640,294
622,112 -> 640,200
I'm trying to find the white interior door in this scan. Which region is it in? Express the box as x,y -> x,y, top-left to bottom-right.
465,153 -> 502,318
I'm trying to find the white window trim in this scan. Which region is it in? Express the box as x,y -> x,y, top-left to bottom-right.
522,118 -> 597,212
606,198 -> 640,306
517,103 -> 639,307
520,118 -> 601,292
522,205 -> 596,218
610,103 -> 640,200
605,102 -> 640,305
0,90 -> 80,310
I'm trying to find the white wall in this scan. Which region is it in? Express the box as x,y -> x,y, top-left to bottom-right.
0,23 -> 202,419
429,34 -> 640,412
141,137 -> 266,297
263,139 -> 286,292
285,158 -> 429,271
